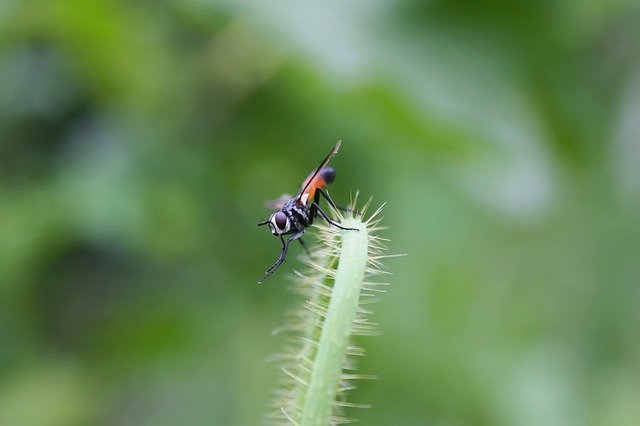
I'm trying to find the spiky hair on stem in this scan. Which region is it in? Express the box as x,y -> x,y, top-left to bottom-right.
265,195 -> 400,425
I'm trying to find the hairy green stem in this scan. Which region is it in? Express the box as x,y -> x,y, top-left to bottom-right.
268,201 -> 389,425
300,218 -> 368,426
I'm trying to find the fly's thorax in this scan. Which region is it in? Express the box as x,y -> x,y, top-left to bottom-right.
284,200 -> 311,229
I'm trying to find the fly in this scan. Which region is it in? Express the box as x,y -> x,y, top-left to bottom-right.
258,141 -> 358,283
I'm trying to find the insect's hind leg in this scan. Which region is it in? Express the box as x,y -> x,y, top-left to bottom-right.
318,188 -> 360,216
313,202 -> 359,232
297,237 -> 311,256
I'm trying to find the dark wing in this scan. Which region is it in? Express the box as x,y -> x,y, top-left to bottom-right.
264,193 -> 292,210
296,140 -> 342,200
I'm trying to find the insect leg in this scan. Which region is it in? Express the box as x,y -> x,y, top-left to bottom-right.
313,203 -> 359,232
298,237 -> 311,256
259,231 -> 305,284
307,192 -> 321,225
318,188 -> 360,216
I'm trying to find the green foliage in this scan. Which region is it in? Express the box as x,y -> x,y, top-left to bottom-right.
1,1 -> 640,425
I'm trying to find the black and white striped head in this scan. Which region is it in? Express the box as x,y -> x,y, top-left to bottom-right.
259,211 -> 291,236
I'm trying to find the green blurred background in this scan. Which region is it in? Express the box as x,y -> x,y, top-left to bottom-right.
1,0 -> 640,425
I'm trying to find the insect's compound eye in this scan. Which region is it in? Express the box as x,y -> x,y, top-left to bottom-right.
272,212 -> 289,232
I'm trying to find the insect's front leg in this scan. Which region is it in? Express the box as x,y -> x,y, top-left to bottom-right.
259,231 -> 305,284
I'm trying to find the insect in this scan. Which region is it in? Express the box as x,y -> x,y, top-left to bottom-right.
258,141 -> 358,283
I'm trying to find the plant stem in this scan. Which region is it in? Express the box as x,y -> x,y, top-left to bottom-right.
300,218 -> 368,426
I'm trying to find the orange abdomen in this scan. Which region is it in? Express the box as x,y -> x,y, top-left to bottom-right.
300,167 -> 336,205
